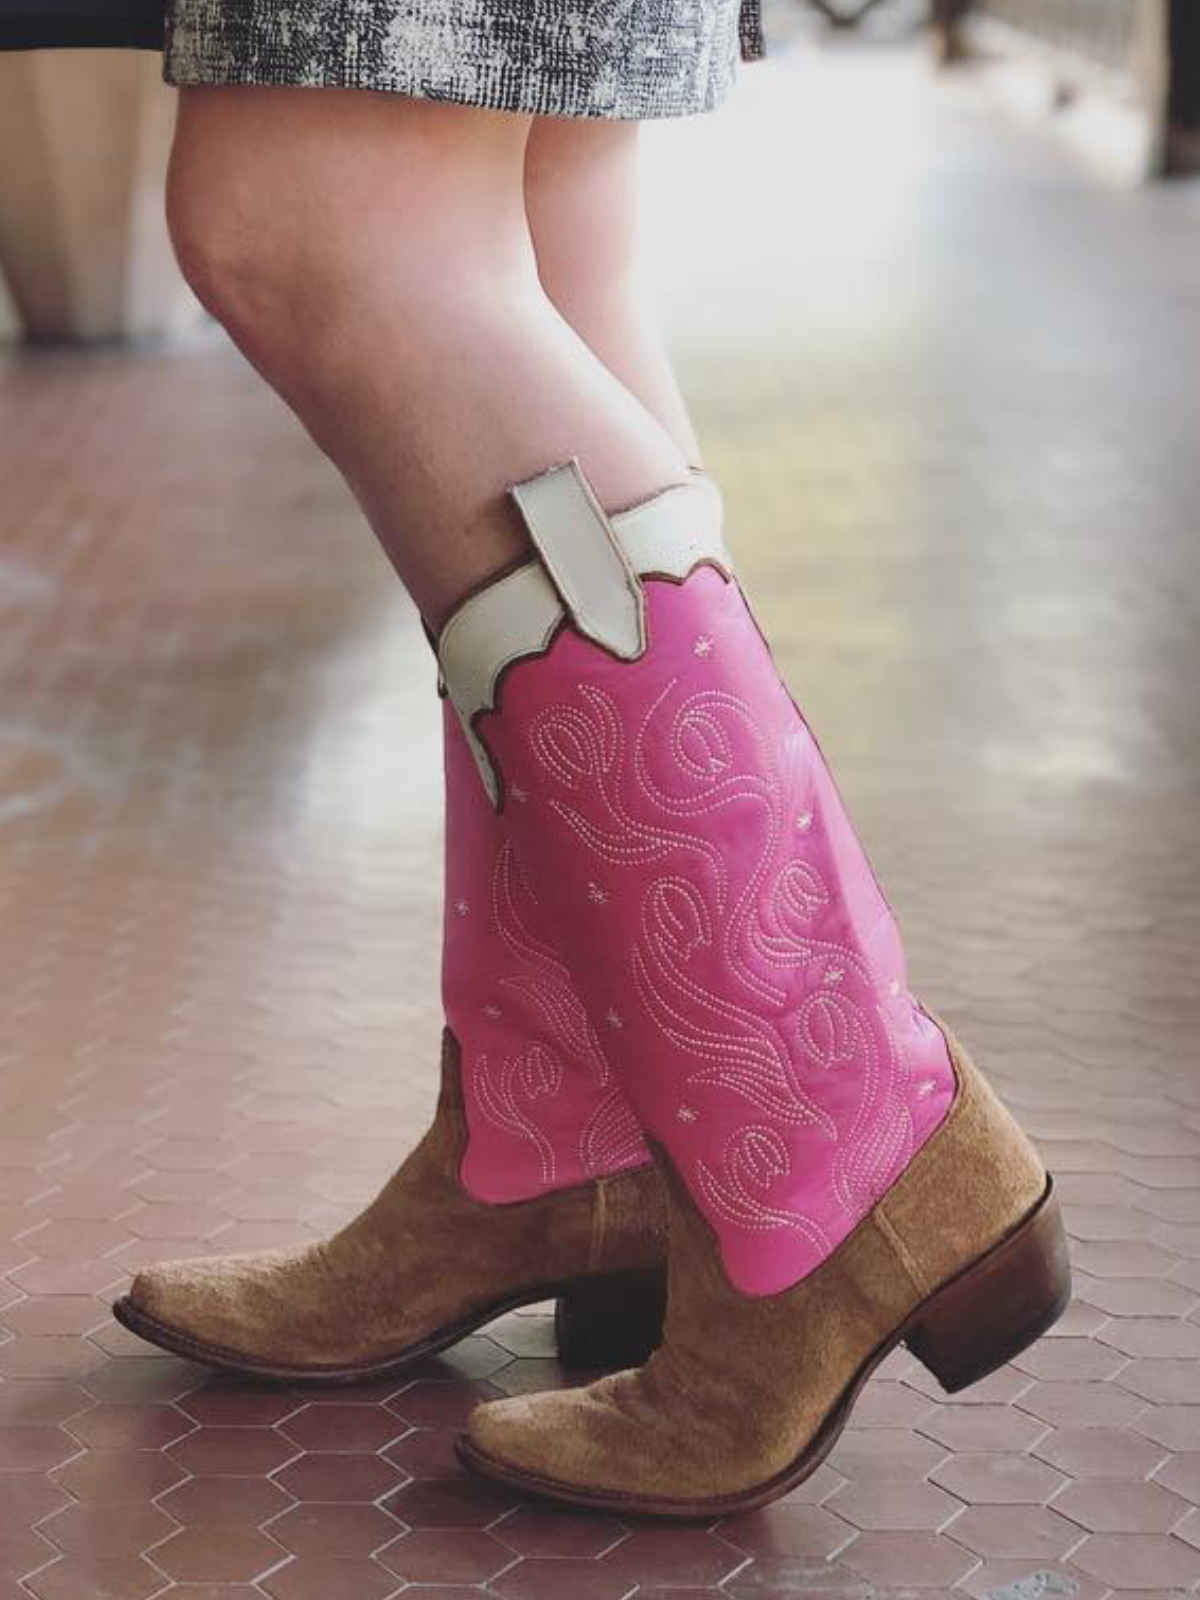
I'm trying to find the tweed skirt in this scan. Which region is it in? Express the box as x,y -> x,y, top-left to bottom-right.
164,0 -> 765,120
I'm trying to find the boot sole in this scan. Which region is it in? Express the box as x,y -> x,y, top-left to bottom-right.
456,1177 -> 1071,1519
111,1266 -> 665,1386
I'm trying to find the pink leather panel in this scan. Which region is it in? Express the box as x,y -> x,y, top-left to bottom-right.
442,703 -> 648,1201
479,569 -> 955,1293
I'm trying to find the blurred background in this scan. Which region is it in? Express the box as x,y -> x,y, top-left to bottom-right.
1,5 -> 1200,1600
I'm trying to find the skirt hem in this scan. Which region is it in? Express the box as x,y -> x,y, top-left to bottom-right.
163,0 -> 760,122
163,54 -> 741,120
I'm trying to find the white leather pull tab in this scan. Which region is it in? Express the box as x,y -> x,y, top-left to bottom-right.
510,459 -> 647,661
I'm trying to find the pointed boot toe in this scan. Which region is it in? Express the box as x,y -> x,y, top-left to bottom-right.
464,1385 -> 613,1493
463,1393 -> 556,1480
118,1247 -> 333,1373
113,1040 -> 667,1383
462,1373 -> 690,1505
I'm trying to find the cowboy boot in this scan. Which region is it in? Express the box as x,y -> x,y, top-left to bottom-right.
110,474 -> 729,1383
425,459 -> 1070,1512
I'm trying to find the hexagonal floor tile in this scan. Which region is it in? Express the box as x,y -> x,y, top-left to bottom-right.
262,1555 -> 399,1600
1034,1425 -> 1169,1480
38,1501 -> 176,1562
839,1530 -> 977,1588
826,1479 -> 960,1532
274,1451 -> 401,1503
158,1474 -> 295,1528
947,1504 -> 1081,1561
718,1503 -> 856,1557
918,1405 -> 1047,1455
827,1429 -> 948,1483
932,1453 -> 1066,1505
1053,1479 -> 1191,1534
268,1502 -> 402,1559
378,1528 -> 514,1585
1155,1452 -> 1200,1505
599,1527 -> 745,1588
384,1473 -> 518,1529
151,1526 -> 285,1584
281,1402 -> 405,1453
386,1379 -> 498,1431
492,1506 -> 627,1559
1071,1531 -> 1200,1589
171,1425 -> 299,1477
65,1400 -> 193,1450
383,1426 -> 461,1478
22,1553 -> 162,1600
722,1557 -> 870,1599
52,1445 -> 183,1503
491,1556 -> 651,1600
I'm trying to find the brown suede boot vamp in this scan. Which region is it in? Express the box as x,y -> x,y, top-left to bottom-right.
113,1033 -> 666,1382
460,1029 -> 1070,1517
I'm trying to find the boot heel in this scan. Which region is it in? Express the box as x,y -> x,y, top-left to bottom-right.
554,1268 -> 667,1369
905,1180 -> 1071,1394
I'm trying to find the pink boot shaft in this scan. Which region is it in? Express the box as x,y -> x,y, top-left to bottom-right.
442,701 -> 646,1201
440,472 -> 730,1204
443,465 -> 956,1294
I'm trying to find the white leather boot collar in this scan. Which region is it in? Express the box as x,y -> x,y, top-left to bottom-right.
439,461 -> 732,806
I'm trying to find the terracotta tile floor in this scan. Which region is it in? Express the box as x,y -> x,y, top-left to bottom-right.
2,30 -> 1200,1600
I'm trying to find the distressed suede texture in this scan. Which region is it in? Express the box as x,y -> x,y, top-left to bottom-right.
126,1033 -> 667,1372
467,1029 -> 1049,1506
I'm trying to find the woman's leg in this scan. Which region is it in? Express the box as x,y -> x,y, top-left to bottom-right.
115,86 -> 688,1381
166,86 -> 691,628
523,117 -> 703,467
371,111 -> 1065,1520
149,84 -> 1063,1501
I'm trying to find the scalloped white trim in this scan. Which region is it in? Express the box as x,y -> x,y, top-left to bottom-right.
440,467 -> 732,805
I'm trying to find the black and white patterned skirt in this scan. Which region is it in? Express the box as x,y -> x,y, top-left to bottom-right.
164,0 -> 765,120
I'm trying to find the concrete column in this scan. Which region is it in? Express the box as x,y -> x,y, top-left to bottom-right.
0,49 -> 193,342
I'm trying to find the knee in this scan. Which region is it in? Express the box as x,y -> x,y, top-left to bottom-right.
166,126 -> 410,381
166,90 -> 534,363
166,135 -> 291,350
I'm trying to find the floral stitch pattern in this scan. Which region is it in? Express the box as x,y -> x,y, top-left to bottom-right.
467,835 -> 649,1187
696,1124 -> 831,1247
495,572 -> 955,1289
490,840 -> 609,1089
580,1087 -> 646,1177
473,1042 -> 563,1188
